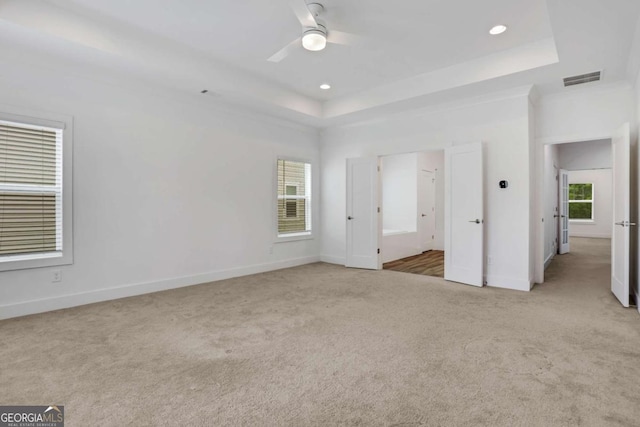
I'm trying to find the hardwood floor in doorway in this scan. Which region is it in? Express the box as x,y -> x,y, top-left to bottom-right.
383,250 -> 444,277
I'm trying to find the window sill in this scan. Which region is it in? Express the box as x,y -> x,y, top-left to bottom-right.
276,232 -> 314,243
0,252 -> 71,272
569,220 -> 595,224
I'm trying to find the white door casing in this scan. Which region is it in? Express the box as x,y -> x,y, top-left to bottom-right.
611,123 -> 631,307
559,169 -> 570,255
444,142 -> 484,287
346,157 -> 381,270
418,170 -> 436,252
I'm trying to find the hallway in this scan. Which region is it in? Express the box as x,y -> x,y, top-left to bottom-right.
537,237 -> 623,306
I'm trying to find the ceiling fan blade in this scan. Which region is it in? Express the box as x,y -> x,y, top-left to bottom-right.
327,30 -> 366,47
267,37 -> 301,63
289,0 -> 318,28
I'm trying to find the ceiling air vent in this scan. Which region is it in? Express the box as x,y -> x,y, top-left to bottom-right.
563,71 -> 601,87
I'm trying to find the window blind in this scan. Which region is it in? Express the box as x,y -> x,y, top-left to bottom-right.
0,121 -> 62,257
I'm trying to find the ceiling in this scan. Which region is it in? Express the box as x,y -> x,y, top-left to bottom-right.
0,0 -> 639,127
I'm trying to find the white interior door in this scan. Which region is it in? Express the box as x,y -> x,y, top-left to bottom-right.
346,157 -> 380,269
418,170 -> 436,252
611,122 -> 631,307
444,142 -> 483,287
558,169 -> 570,254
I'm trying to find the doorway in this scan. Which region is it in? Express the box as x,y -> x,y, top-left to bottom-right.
345,142 -> 484,288
539,126 -> 634,308
379,150 -> 445,278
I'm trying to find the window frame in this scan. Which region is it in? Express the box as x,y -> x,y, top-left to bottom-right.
274,156 -> 313,243
568,182 -> 595,223
0,106 -> 73,272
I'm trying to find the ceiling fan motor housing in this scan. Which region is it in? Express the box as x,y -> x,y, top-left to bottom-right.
306,2 -> 324,17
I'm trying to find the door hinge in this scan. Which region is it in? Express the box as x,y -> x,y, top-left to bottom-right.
377,248 -> 380,254
377,166 -> 380,172
432,235 -> 434,239
377,207 -> 380,213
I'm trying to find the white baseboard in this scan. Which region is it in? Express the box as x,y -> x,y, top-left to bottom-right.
0,256 -> 320,320
544,252 -> 555,270
320,255 -> 345,265
569,233 -> 611,239
486,274 -> 531,292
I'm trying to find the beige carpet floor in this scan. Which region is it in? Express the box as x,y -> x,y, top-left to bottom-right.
1,238 -> 640,426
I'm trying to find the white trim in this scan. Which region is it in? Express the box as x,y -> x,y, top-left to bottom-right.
0,255 -> 320,320
568,232 -> 612,239
485,274 -> 532,292
536,134 -> 612,146
544,252 -> 555,270
320,255 -> 346,265
275,232 -> 314,243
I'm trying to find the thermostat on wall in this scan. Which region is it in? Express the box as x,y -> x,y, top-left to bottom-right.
499,180 -> 508,189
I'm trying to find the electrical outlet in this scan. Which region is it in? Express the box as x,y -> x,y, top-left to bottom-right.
52,270 -> 62,283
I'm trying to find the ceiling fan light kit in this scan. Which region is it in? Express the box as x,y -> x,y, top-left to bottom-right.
302,26 -> 327,51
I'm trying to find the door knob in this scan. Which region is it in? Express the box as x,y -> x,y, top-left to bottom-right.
347,216 -> 354,220
468,219 -> 481,224
421,214 -> 426,217
615,221 -> 625,226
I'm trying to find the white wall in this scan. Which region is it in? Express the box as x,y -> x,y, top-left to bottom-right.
418,151 -> 445,250
536,83 -> 635,143
568,169 -> 613,238
381,232 -> 419,263
543,144 -> 560,266
381,153 -> 418,232
558,139 -> 612,170
321,92 -> 534,291
0,58 -> 320,319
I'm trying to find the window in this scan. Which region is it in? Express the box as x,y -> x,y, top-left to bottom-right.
0,111 -> 72,271
277,159 -> 311,238
569,183 -> 593,221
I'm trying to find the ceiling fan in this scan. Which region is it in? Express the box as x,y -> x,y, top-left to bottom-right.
268,0 -> 362,62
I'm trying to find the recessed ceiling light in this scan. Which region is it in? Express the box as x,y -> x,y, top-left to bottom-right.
320,83 -> 331,90
489,25 -> 508,35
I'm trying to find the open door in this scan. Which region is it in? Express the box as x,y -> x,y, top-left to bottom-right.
611,123 -> 631,307
346,157 -> 380,269
558,169 -> 570,254
444,142 -> 483,287
418,170 -> 436,252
